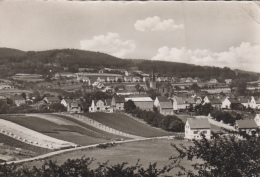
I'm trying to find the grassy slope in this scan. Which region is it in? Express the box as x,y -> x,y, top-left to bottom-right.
0,115 -> 111,146
0,134 -> 50,155
53,114 -> 126,140
84,113 -> 174,137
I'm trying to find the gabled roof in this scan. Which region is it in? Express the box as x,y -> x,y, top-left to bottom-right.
157,96 -> 169,102
63,99 -> 72,103
160,101 -> 173,109
209,98 -> 222,104
187,118 -> 211,129
134,101 -> 153,111
228,98 -> 240,104
125,97 -> 153,102
184,97 -> 195,104
236,120 -> 258,129
239,98 -> 250,103
45,96 -> 60,102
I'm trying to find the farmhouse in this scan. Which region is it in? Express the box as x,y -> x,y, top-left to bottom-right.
185,118 -> 211,139
10,95 -> 26,106
125,96 -> 153,111
89,99 -> 113,113
154,96 -> 174,115
235,120 -> 258,136
43,96 -> 60,104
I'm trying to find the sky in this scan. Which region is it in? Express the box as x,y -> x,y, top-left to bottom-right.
0,1 -> 260,73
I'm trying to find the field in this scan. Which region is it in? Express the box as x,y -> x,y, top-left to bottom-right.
0,114 -> 123,146
84,113 -> 175,137
24,139 -> 199,176
0,134 -> 51,162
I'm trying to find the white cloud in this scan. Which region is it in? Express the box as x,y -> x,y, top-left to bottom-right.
134,16 -> 184,32
152,42 -> 260,72
80,32 -> 136,58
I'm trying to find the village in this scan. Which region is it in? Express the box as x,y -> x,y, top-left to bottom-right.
0,66 -> 260,140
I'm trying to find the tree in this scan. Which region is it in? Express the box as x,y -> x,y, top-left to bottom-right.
124,100 -> 136,113
195,103 -> 213,116
49,103 -> 66,112
21,92 -> 26,99
172,133 -> 260,177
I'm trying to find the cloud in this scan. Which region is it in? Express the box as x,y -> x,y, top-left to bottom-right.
134,16 -> 184,32
152,42 -> 260,72
80,32 -> 136,58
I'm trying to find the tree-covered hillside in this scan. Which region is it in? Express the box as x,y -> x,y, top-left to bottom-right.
0,48 -> 259,81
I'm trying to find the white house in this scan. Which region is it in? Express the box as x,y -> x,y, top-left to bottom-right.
185,118 -> 211,139
89,99 -> 113,113
255,114 -> 260,127
249,96 -> 256,108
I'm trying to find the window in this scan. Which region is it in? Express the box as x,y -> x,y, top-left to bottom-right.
203,131 -> 207,134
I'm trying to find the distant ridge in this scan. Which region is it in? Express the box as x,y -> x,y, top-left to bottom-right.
0,48 -> 25,58
0,47 -> 259,80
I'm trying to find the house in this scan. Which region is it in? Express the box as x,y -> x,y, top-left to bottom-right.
61,99 -> 73,107
172,96 -> 189,111
43,96 -> 60,104
209,98 -> 222,109
208,78 -> 218,84
10,95 -> 26,106
203,96 -> 222,109
193,77 -> 201,83
221,97 -> 240,109
107,77 -> 116,82
55,72 -> 75,78
238,97 -> 250,108
89,99 -> 113,113
97,77 -> 106,82
225,79 -> 232,84
186,77 -> 193,83
255,114 -> 260,127
132,76 -> 141,82
111,96 -> 125,111
0,84 -> 13,90
67,101 -> 83,113
124,76 -> 133,82
235,120 -> 258,136
185,118 -> 211,139
125,96 -> 153,111
249,96 -> 256,108
154,96 -> 174,115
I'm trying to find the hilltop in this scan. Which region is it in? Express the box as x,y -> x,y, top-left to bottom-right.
0,47 -> 259,81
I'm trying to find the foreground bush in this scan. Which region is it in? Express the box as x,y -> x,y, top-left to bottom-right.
0,158 -> 172,177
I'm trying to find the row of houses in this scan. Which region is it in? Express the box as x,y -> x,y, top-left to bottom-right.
185,114 -> 260,140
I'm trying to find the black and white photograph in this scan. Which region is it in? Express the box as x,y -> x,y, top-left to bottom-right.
0,1 -> 259,176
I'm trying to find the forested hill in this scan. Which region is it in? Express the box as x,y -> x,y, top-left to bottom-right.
0,48 -> 25,58
0,48 -> 259,81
